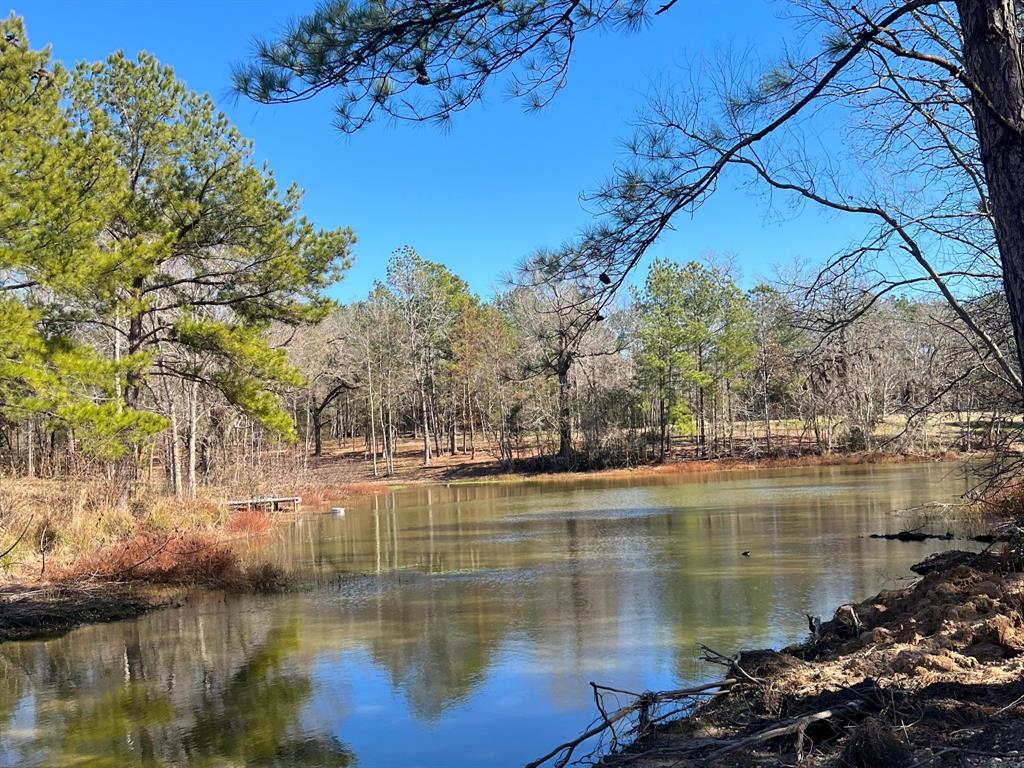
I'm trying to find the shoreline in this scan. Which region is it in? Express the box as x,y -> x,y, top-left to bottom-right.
0,510 -> 293,645
0,582 -> 178,644
295,448 -> 972,502
0,451 -> 980,648
529,549 -> 1023,768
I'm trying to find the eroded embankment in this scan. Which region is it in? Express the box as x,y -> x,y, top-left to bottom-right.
538,550 -> 1024,768
0,582 -> 170,642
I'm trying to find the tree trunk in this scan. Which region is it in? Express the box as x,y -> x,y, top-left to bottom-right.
187,380 -> 198,497
557,363 -> 572,461
697,386 -> 706,458
430,375 -> 443,456
462,381 -> 469,454
469,388 -> 477,459
419,380 -> 432,465
25,420 -> 34,478
762,356 -> 772,454
169,401 -> 182,498
956,0 -> 1024,388
125,278 -> 146,409
366,350 -> 378,477
726,380 -> 735,457
449,384 -> 457,455
313,411 -> 323,457
659,384 -> 667,462
379,380 -> 392,475
697,345 -> 707,457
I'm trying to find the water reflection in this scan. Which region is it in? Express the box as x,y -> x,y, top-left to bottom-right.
1,462 -> 975,767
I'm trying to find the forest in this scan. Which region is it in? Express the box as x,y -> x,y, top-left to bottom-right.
1,6 -> 1017,498
8,1 -> 1024,767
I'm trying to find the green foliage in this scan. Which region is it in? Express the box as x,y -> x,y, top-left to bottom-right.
174,318 -> 303,438
386,245 -> 474,381
0,16 -> 351,465
66,50 -> 353,438
70,51 -> 352,326
633,258 -> 756,449
235,0 -> 647,132
0,14 -> 122,293
668,402 -> 695,433
0,18 -> 163,458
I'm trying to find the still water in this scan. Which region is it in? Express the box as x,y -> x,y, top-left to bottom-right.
0,462 -> 976,767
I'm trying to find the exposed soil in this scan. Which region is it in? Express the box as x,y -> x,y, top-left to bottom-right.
0,512 -> 290,644
286,438 -> 964,502
590,549 -> 1024,768
0,582 -> 172,643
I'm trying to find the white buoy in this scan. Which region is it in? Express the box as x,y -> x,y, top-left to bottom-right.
331,507 -> 346,517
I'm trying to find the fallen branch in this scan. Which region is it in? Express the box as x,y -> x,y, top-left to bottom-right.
525,679 -> 735,768
0,514 -> 34,561
870,529 -> 952,542
706,704 -> 859,758
699,644 -> 763,684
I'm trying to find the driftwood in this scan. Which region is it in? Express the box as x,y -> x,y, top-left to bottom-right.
527,635 -> 891,768
707,702 -> 860,759
870,529 -> 952,542
699,644 -> 763,684
524,679 -> 736,768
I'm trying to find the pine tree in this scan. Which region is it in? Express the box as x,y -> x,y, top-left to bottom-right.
68,52 -> 355,439
0,15 -> 162,461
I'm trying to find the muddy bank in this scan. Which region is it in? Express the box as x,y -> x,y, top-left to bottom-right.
0,583 -> 173,643
0,511 -> 292,644
294,448 -> 968,502
534,550 -> 1024,768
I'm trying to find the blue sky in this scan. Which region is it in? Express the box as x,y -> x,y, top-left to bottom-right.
13,0 -> 868,301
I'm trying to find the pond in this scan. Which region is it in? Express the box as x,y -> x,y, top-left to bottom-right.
0,461 -> 977,767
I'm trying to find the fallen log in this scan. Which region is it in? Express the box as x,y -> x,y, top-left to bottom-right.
870,530 -> 952,542
707,702 -> 861,758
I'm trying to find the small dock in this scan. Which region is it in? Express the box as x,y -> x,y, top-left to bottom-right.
226,496 -> 302,513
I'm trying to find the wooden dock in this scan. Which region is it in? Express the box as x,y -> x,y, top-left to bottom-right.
226,496 -> 301,513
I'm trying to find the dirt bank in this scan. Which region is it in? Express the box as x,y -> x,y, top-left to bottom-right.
554,550 -> 1024,768
288,442 -> 967,503
0,582 -> 172,642
0,490 -> 292,644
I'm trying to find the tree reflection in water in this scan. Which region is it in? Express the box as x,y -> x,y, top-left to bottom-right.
0,463 -> 979,767
0,611 -> 351,767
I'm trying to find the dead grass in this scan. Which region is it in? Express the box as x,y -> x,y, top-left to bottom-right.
224,508 -> 275,535
50,530 -> 288,592
0,477 -> 290,609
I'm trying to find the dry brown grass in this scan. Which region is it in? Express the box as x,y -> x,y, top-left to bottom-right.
50,530 -> 287,592
223,508 -> 275,536
0,478 -> 288,593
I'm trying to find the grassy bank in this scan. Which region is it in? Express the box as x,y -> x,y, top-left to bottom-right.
0,479 -> 291,643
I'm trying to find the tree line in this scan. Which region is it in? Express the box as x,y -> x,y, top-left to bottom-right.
283,247 -> 1015,479
235,0 -> 1024,427
2,9 -> 1020,495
